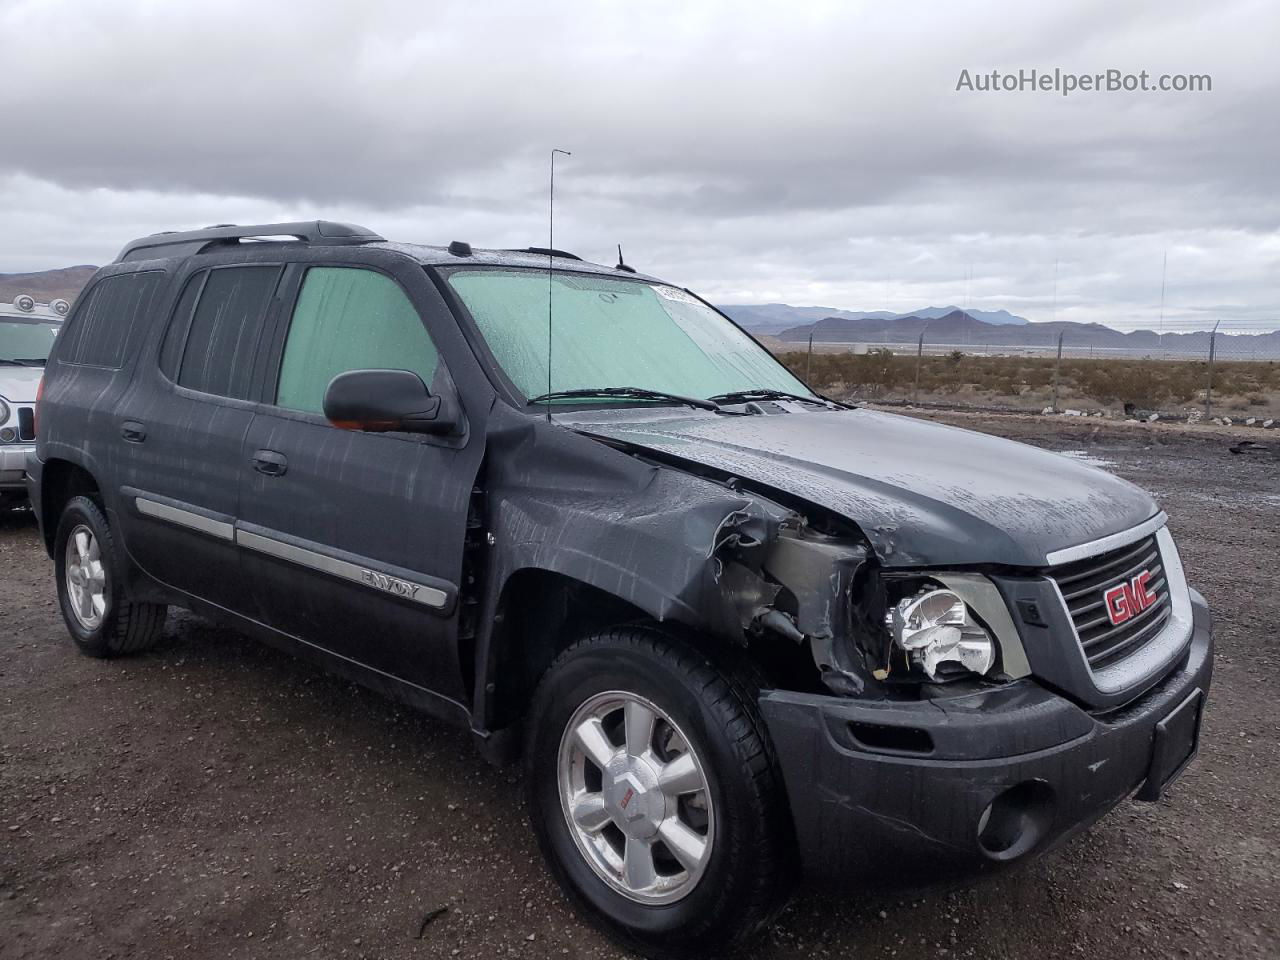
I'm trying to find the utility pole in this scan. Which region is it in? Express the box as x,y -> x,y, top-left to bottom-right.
806,331 -> 814,385
1204,319 -> 1221,419
913,329 -> 926,404
1052,331 -> 1065,413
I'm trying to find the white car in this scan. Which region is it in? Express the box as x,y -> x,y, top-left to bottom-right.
1,295 -> 67,505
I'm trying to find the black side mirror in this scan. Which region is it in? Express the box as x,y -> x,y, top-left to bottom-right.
323,369 -> 459,435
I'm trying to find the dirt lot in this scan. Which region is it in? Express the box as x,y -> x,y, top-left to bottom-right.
2,412 -> 1277,960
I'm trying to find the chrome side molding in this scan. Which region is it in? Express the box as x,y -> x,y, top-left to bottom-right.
235,529 -> 449,610
135,497 -> 234,541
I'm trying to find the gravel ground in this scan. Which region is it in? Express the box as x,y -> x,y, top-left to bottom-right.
1,412 -> 1277,959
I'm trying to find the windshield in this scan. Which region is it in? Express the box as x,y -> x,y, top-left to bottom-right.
444,268 -> 812,402
0,317 -> 60,364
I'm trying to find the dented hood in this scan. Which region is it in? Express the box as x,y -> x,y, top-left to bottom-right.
564,406 -> 1158,568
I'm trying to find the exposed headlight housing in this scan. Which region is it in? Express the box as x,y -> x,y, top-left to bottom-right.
0,398 -> 11,426
888,588 -> 997,680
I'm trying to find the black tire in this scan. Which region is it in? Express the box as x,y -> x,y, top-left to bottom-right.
525,627 -> 794,958
53,495 -> 167,658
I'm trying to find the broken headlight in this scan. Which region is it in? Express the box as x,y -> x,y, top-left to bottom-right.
887,588 -> 996,680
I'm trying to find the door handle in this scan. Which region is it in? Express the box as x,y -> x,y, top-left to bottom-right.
121,421 -> 147,443
251,449 -> 288,477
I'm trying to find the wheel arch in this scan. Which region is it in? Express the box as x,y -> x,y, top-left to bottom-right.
476,567 -> 651,742
39,458 -> 102,557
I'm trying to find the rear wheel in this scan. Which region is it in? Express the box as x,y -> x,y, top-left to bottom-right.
54,495 -> 167,657
525,627 -> 793,957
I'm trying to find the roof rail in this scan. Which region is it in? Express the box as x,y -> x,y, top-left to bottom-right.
115,221 -> 384,263
513,247 -> 583,261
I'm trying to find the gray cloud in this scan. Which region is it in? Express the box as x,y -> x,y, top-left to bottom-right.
2,0 -> 1276,330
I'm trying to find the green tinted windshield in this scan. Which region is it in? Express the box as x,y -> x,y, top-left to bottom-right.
444,269 -> 810,401
0,318 -> 60,362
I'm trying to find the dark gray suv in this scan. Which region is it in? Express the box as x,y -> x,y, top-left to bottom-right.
28,221 -> 1213,957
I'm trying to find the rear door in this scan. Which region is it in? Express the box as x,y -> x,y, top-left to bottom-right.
33,267 -> 168,509
113,262 -> 283,614
237,255 -> 479,702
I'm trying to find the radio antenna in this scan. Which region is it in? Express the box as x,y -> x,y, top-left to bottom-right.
547,148 -> 571,422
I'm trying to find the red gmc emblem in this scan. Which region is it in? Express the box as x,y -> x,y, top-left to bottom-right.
1104,570 -> 1157,625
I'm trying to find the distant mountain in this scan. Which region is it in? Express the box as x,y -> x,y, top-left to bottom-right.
777,309 -> 996,343
775,309 -> 1280,354
0,265 -> 98,304
719,304 -> 889,334
720,302 -> 1027,333
907,306 -> 1027,326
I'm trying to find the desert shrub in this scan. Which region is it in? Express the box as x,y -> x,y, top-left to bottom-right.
775,349 -> 1277,410
1069,360 -> 1200,406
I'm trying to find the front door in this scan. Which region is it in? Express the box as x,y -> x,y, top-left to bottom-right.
237,261 -> 479,703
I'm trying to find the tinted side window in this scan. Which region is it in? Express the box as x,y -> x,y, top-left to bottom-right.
60,271 -> 165,368
176,266 -> 280,400
276,267 -> 439,415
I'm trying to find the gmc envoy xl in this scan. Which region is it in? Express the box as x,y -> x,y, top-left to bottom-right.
28,222 -> 1212,956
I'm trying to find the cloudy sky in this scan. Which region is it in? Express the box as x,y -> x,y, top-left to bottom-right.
3,0 -> 1277,330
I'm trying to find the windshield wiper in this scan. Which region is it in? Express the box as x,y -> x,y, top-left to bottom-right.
707,388 -> 832,406
13,358 -> 46,366
526,386 -> 723,412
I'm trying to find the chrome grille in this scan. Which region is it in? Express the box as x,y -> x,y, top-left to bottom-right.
1049,534 -> 1172,671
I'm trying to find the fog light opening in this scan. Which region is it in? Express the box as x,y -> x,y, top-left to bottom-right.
977,780 -> 1055,862
847,721 -> 934,755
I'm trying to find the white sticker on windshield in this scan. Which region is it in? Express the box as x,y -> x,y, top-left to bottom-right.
653,286 -> 701,305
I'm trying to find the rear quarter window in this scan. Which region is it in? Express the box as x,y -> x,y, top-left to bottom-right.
58,271 -> 166,369
172,266 -> 281,400
158,272 -> 205,380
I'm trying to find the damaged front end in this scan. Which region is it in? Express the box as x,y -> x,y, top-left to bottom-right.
716,517 -> 874,697
477,408 -> 1033,749
713,502 -> 1030,701
527,414 -> 1211,890
553,425 -> 1029,705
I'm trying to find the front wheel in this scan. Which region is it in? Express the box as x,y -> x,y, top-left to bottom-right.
525,627 -> 794,957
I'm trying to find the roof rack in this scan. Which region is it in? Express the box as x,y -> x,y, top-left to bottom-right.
115,221 -> 385,263
512,247 -> 583,261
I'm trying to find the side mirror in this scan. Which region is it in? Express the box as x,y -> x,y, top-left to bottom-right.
323,369 -> 459,435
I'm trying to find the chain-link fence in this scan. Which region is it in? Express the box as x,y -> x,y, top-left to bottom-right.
774,329 -> 1280,424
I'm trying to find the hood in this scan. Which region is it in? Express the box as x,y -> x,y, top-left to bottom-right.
563,406 -> 1158,568
0,366 -> 43,404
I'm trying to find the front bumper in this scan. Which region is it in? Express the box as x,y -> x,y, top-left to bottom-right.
0,443 -> 35,492
760,594 -> 1213,886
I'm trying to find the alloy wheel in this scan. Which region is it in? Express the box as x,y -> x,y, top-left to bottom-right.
557,690 -> 715,904
65,524 -> 106,630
